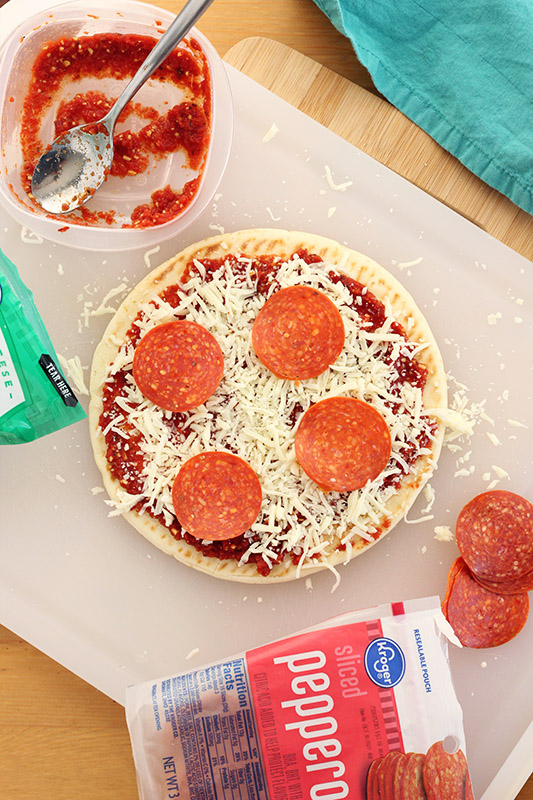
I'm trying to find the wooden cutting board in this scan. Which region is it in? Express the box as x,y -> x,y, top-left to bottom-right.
224,37 -> 532,262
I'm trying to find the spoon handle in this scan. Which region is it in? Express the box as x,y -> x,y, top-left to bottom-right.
105,0 -> 216,126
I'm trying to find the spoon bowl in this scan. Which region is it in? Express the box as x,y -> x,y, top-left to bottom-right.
31,125 -> 112,214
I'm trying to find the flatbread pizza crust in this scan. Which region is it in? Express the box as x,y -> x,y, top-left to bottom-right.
89,228 -> 448,582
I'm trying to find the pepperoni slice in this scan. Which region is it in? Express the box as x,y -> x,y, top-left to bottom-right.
441,557 -> 464,620
399,753 -> 426,800
132,320 -> 223,412
422,742 -> 468,800
366,757 -> 382,800
172,452 -> 262,540
464,772 -> 475,800
455,490 -> 533,583
393,753 -> 409,799
295,397 -> 391,492
378,751 -> 403,799
252,285 -> 345,380
441,557 -> 529,648
473,567 -> 533,595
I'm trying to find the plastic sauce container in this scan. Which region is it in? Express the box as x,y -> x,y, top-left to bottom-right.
0,0 -> 233,251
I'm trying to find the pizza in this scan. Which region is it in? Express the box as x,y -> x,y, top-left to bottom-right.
89,228 -> 448,583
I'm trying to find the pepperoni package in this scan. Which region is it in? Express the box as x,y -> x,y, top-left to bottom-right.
126,597 -> 474,800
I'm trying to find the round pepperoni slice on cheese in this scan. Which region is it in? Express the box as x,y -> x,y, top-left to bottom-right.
172,452 -> 262,540
132,320 -> 223,412
295,397 -> 391,492
455,490 -> 533,583
252,285 -> 345,380
441,557 -> 529,648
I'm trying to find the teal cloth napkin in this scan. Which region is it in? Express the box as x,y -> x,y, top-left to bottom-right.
312,0 -> 533,215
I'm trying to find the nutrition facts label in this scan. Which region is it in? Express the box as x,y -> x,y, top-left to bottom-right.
154,658 -> 269,800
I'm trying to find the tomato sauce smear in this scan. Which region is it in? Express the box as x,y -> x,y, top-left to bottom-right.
20,32 -> 211,228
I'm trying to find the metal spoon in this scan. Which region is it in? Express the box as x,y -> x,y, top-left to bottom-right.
31,0 -> 215,215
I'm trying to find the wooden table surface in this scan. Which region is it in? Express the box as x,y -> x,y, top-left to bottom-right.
0,1 -> 531,798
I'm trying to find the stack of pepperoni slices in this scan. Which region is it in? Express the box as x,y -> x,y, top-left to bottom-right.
366,741 -> 473,800
442,490 -> 533,648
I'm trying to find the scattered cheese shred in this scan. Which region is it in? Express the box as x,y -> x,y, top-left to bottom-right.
21,226 -> 44,245
324,165 -> 353,192
425,407 -> 474,437
143,245 -> 160,270
454,467 -> 473,478
403,512 -> 435,525
492,465 -> 509,479
57,353 -> 89,396
434,525 -> 454,542
396,257 -> 423,269
80,282 -> 129,329
266,207 -> 281,222
262,123 -> 279,143
421,484 -> 436,514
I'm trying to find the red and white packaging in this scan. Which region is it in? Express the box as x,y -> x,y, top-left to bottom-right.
126,596 -> 474,799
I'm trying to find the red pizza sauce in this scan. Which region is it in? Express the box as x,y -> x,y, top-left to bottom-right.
19,32 -> 211,228
99,252 -> 434,576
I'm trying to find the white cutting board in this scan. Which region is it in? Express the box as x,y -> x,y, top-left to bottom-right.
0,16 -> 532,800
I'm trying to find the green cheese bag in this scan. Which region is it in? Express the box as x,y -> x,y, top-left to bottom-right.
0,249 -> 86,444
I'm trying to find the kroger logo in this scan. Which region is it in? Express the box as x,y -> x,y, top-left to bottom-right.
364,637 -> 406,688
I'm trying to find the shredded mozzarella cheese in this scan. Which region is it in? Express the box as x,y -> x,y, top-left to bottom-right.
102,255 -> 442,570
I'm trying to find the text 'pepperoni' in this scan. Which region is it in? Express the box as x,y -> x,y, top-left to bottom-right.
295,396 -> 391,492
172,452 -> 262,540
132,320 -> 223,412
252,284 -> 345,380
